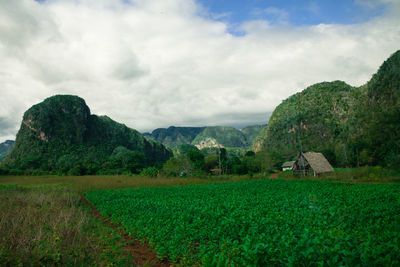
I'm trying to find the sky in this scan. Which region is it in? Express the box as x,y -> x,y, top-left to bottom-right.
0,0 -> 399,141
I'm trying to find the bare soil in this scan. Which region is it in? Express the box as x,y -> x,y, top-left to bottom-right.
82,196 -> 170,267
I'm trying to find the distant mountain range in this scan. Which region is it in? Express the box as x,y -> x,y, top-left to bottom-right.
144,124 -> 266,149
0,140 -> 14,162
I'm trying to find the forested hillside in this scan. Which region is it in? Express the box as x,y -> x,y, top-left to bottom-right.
357,50 -> 400,168
146,125 -> 264,149
253,50 -> 400,169
241,125 -> 266,145
2,95 -> 172,175
192,126 -> 248,149
144,126 -> 205,148
0,140 -> 14,162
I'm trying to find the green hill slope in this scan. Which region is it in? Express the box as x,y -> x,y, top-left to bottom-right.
253,81 -> 355,166
241,125 -> 266,146
146,125 -> 265,150
0,140 -> 14,162
2,95 -> 172,173
241,125 -> 267,150
192,126 -> 248,149
358,50 -> 400,167
145,126 -> 206,148
253,50 -> 400,169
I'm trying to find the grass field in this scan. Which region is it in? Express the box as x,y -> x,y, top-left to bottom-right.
0,185 -> 133,266
0,174 -> 257,192
277,166 -> 400,183
1,172 -> 399,265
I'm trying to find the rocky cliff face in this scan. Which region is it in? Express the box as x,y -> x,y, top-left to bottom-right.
3,95 -> 172,171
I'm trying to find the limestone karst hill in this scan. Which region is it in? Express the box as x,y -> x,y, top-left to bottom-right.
2,95 -> 172,173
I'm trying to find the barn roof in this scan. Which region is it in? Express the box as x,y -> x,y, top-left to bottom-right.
282,161 -> 295,168
302,152 -> 334,174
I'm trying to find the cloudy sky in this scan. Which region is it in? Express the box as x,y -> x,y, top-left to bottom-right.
0,0 -> 399,141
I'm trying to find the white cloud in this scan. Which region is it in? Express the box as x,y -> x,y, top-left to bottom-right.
0,0 -> 399,141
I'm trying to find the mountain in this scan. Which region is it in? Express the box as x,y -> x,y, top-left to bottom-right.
253,50 -> 400,169
253,81 -> 355,166
192,126 -> 249,149
144,126 -> 206,148
358,50 -> 400,168
2,95 -> 172,174
241,125 -> 266,146
252,126 -> 268,153
0,140 -> 14,162
145,125 -> 265,150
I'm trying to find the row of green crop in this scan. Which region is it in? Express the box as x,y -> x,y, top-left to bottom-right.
86,180 -> 400,266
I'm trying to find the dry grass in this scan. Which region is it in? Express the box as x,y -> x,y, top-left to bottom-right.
0,185 -> 131,266
276,167 -> 400,184
0,174 -> 259,192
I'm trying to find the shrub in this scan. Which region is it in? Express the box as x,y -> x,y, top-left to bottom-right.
162,157 -> 194,177
140,167 -> 159,177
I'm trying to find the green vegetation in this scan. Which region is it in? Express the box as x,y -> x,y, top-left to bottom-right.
0,174 -> 255,193
172,143 -> 199,157
192,126 -> 249,149
87,179 -> 400,265
144,126 -> 206,148
241,124 -> 266,145
0,140 -> 14,162
0,174 -> 256,265
253,81 -> 355,167
253,50 -> 400,171
276,166 -> 400,183
161,145 -> 266,177
1,95 -> 172,175
357,50 -> 400,168
145,125 -> 265,150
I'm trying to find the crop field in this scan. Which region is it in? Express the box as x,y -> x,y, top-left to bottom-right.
87,179 -> 400,266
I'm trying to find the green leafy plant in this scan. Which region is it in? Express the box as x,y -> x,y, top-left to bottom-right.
87,179 -> 400,265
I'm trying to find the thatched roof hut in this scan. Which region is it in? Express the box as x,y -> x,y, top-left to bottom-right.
292,152 -> 334,176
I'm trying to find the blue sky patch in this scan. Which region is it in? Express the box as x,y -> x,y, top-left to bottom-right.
198,0 -> 387,26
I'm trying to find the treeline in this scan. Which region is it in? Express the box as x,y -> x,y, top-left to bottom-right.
0,145 -> 269,177
0,146 -> 149,176
161,146 -> 266,177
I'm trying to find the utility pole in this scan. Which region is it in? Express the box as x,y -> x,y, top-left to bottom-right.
295,102 -> 306,176
218,144 -> 222,175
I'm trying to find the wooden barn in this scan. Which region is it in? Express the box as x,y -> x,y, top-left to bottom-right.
282,161 -> 295,171
292,152 -> 334,176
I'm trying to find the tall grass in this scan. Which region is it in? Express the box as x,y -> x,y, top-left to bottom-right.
0,185 -> 131,266
277,166 -> 400,183
0,174 -> 258,192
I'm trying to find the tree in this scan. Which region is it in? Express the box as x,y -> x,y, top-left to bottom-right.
186,150 -> 205,170
108,146 -> 145,174
162,157 -> 194,177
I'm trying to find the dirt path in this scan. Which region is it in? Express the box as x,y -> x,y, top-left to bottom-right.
82,196 -> 170,267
